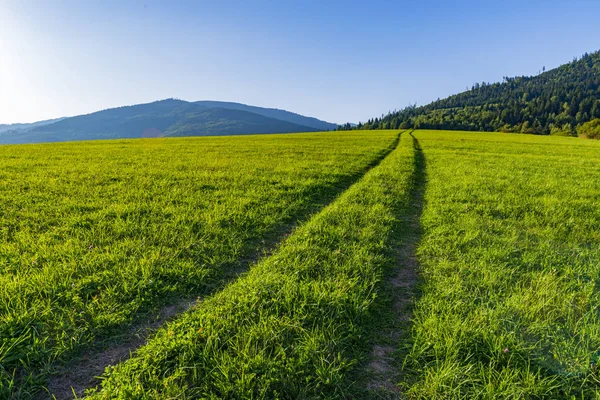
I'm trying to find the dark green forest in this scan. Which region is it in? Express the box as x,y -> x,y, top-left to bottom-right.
345,50 -> 600,136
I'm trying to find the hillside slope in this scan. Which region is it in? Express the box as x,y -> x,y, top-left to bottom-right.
195,100 -> 337,131
0,118 -> 65,134
358,50 -> 600,134
166,107 -> 317,136
0,99 -> 323,144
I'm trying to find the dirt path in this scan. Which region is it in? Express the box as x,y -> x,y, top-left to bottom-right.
365,132 -> 426,397
42,299 -> 195,400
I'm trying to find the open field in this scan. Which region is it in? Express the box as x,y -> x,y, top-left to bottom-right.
86,130 -> 417,399
2,129 -> 600,399
404,131 -> 600,398
0,131 -> 399,397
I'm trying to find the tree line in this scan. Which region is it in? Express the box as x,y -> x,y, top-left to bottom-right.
340,51 -> 600,137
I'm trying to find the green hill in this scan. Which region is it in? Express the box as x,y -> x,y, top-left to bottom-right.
194,100 -> 337,131
0,99 -> 327,144
165,107 -> 321,137
356,50 -> 600,135
0,118 -> 65,134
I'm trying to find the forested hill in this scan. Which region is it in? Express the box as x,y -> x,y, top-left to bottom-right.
352,50 -> 600,135
195,101 -> 337,131
0,99 -> 329,144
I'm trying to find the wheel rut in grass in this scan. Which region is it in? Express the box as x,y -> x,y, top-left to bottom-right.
42,132 -> 404,400
364,132 -> 426,397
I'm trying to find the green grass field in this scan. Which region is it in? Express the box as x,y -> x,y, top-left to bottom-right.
85,130 -> 417,399
404,131 -> 600,398
2,129 -> 600,399
0,131 -> 399,397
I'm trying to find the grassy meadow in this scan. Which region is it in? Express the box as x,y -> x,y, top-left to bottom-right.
2,129 -> 600,399
404,131 -> 600,398
0,131 -> 399,397
86,130 -> 417,399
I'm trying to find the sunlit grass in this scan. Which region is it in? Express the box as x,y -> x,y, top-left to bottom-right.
404,131 -> 600,398
0,131 -> 398,397
6,128 -> 599,399
85,133 -> 416,398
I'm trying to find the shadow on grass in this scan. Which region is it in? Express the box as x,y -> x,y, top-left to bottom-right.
40,133 -> 403,400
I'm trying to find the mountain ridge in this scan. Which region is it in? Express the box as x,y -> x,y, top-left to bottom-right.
194,101 -> 336,131
0,118 -> 66,134
0,99 -> 332,144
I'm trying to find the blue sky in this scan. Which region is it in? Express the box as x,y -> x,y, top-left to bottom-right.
1,0 -> 599,124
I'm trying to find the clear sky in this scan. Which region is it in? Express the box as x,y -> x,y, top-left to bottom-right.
1,0 -> 599,125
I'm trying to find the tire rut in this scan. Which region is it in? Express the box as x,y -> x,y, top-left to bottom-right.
364,131 -> 426,397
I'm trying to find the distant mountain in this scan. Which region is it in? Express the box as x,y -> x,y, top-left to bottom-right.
0,118 -> 65,134
166,107 -> 319,137
0,99 -> 325,144
194,101 -> 337,131
355,50 -> 600,135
